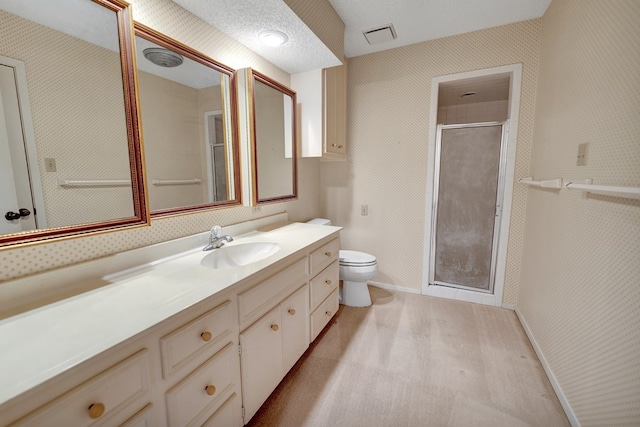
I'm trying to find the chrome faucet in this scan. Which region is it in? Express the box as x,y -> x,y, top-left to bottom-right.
203,225 -> 233,251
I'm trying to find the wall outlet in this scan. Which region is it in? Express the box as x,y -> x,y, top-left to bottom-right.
361,204 -> 368,216
577,143 -> 589,166
44,158 -> 57,172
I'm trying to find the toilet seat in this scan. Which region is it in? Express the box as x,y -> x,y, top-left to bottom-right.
339,250 -> 377,267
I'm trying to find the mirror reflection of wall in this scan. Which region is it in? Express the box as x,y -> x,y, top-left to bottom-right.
134,27 -> 239,215
238,68 -> 297,206
0,0 -> 145,245
254,80 -> 294,200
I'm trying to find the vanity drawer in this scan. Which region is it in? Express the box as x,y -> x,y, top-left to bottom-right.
165,342 -> 238,427
14,350 -> 150,426
239,257 -> 308,330
160,300 -> 233,378
121,403 -> 154,427
310,238 -> 339,276
202,393 -> 242,427
310,260 -> 339,310
310,288 -> 339,342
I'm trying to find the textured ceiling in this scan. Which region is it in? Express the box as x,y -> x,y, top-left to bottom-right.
170,0 -> 341,74
328,0 -> 552,57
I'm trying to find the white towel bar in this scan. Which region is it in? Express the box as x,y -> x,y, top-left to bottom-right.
518,177 -> 563,189
565,179 -> 640,199
58,179 -> 131,187
152,178 -> 201,186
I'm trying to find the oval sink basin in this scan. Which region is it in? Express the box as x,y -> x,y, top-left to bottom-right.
200,242 -> 280,269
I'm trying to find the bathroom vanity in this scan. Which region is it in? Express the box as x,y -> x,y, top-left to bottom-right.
0,214 -> 341,426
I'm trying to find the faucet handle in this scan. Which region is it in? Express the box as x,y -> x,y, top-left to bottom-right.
211,225 -> 222,238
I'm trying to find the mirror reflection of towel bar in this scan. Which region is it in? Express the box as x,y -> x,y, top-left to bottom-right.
58,179 -> 131,187
152,178 -> 201,186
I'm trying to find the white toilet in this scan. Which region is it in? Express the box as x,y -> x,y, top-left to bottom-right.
307,218 -> 378,307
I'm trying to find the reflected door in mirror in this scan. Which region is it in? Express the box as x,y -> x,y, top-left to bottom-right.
0,0 -> 147,247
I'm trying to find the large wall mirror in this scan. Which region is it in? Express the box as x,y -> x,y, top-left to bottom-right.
134,24 -> 240,216
238,68 -> 297,206
0,0 -> 147,247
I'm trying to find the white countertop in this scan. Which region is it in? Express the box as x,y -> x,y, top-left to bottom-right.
0,219 -> 341,405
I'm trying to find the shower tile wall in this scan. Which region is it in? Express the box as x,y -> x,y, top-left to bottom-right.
437,100 -> 509,125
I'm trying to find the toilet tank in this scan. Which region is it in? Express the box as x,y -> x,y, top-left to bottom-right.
306,218 -> 331,225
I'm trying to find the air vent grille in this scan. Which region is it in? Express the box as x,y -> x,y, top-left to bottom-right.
363,24 -> 397,45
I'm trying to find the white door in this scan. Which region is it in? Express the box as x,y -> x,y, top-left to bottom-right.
0,64 -> 36,234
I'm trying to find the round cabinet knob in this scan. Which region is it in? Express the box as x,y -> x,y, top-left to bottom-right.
288,308 -> 296,316
88,403 -> 106,419
325,310 -> 332,317
201,331 -> 212,342
205,385 -> 216,396
325,279 -> 332,285
271,324 -> 279,331
325,251 -> 332,257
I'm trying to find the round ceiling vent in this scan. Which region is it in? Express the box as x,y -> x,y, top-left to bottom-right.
143,48 -> 184,68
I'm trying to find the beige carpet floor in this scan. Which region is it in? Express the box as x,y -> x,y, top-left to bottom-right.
248,286 -> 570,427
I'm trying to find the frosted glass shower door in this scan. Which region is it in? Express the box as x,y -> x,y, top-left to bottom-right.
430,122 -> 507,292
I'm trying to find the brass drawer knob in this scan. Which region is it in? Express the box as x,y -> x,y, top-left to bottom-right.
331,144 -> 344,148
325,251 -> 332,257
325,310 -> 332,317
288,308 -> 296,316
88,403 -> 105,419
205,385 -> 216,396
325,279 -> 332,285
201,331 -> 212,342
271,324 -> 279,331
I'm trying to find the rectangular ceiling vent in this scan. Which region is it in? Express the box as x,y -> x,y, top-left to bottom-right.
363,24 -> 397,45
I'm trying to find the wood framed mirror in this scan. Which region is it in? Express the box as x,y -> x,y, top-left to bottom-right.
0,0 -> 147,248
134,23 -> 241,216
238,68 -> 297,206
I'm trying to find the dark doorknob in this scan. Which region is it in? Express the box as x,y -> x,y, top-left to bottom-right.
5,211 -> 21,221
5,209 -> 31,221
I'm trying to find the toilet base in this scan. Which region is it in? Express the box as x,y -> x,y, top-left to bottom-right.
341,280 -> 372,307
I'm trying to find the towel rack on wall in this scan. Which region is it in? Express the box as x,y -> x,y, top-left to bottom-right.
565,179 -> 640,199
58,179 -> 131,187
518,177 -> 563,189
152,178 -> 201,186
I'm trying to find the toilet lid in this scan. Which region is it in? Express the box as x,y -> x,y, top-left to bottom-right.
339,250 -> 377,266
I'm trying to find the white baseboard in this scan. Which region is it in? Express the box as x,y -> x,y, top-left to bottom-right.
368,281 -> 421,294
514,306 -> 580,427
501,303 -> 516,310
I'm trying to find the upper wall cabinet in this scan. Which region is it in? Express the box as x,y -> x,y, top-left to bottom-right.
237,68 -> 297,206
0,0 -> 147,248
291,64 -> 347,161
134,23 -> 240,216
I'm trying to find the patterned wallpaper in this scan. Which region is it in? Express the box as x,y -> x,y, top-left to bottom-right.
0,0 -> 321,282
517,0 -> 640,424
321,19 -> 542,305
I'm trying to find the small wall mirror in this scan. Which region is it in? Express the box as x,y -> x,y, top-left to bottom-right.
134,24 -> 240,215
238,68 -> 297,206
0,0 -> 147,248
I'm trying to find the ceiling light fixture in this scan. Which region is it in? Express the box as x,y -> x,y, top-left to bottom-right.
259,30 -> 289,47
143,48 -> 183,68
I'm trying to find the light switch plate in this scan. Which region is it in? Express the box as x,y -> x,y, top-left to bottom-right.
44,158 -> 57,172
577,143 -> 589,166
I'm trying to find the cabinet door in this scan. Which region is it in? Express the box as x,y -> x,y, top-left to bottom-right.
324,64 -> 347,158
281,285 -> 309,374
239,305 -> 283,423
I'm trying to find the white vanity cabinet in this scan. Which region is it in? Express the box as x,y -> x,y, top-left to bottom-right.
239,266 -> 310,422
0,220 -> 341,427
291,64 -> 347,161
